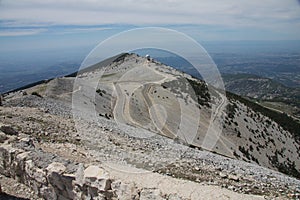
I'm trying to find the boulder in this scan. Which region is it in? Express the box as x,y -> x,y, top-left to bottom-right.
228,174 -> 240,182
140,188 -> 164,200
25,160 -> 46,184
75,163 -> 84,186
84,165 -> 110,192
0,131 -> 8,143
111,181 -> 139,200
46,162 -> 66,174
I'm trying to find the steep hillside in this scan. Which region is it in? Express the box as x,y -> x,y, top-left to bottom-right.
78,54 -> 300,177
9,53 -> 299,177
1,53 -> 300,199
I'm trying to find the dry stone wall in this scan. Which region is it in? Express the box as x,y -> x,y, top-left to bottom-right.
0,137 -> 166,200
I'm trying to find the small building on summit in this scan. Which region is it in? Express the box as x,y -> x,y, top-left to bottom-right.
145,54 -> 151,61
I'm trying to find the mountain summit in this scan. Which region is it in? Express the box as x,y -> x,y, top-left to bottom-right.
1,53 -> 300,199
73,53 -> 300,176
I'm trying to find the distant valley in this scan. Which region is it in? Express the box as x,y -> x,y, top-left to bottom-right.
222,73 -> 300,120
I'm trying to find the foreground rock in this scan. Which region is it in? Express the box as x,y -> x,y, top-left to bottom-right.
0,135 -> 265,200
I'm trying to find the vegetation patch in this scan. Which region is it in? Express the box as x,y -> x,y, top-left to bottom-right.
268,152 -> 300,179
227,91 -> 300,143
31,91 -> 43,98
96,89 -> 107,96
186,78 -> 210,107
226,102 -> 238,119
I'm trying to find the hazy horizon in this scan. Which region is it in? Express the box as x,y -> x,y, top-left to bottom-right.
1,1 -> 300,93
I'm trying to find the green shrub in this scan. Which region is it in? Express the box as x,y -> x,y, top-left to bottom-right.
31,91 -> 42,98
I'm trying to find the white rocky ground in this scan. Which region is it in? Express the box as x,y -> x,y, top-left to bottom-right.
1,53 -> 300,199
71,53 -> 300,175
0,105 -> 299,199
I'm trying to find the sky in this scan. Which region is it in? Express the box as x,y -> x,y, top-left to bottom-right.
0,0 -> 300,41
0,0 -> 300,58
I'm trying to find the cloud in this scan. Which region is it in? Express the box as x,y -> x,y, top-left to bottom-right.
0,28 -> 47,36
51,27 -> 113,34
0,0 -> 299,26
0,0 -> 299,39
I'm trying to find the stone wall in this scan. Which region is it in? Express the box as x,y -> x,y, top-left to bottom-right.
0,144 -> 104,199
0,141 -> 167,200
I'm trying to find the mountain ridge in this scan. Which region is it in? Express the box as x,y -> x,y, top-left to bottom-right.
1,53 -> 300,199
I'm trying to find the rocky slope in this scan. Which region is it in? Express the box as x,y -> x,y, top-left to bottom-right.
1,101 -> 300,199
1,53 -> 300,199
71,53 -> 300,177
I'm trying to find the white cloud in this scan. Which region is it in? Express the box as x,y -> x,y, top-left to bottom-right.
0,0 -> 299,26
0,28 -> 47,36
0,0 -> 299,39
52,27 -> 113,34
